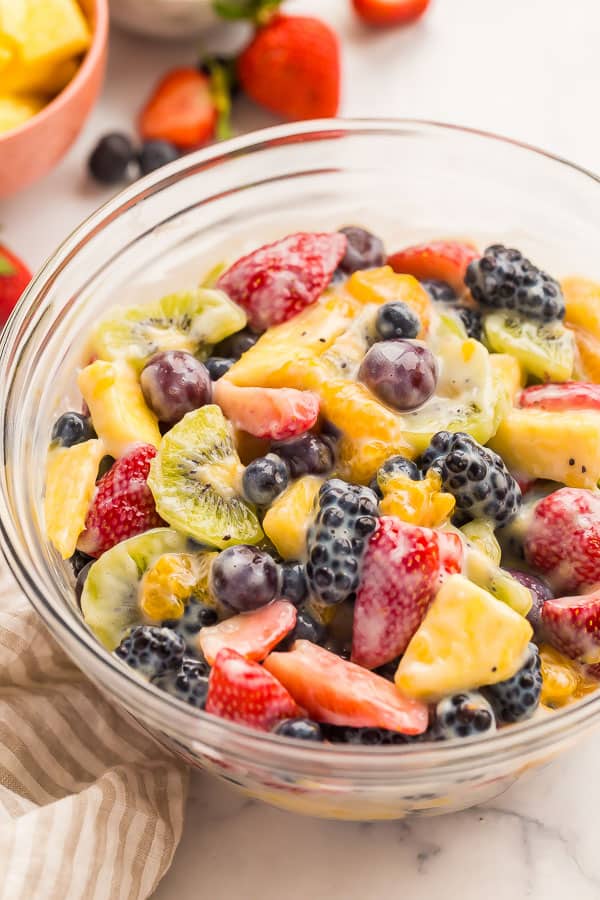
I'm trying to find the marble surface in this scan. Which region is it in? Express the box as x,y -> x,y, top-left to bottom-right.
5,0 -> 600,897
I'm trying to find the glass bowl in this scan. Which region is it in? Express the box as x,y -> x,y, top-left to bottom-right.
2,120 -> 600,821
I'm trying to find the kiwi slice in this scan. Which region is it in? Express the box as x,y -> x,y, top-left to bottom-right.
90,288 -> 247,371
402,335 -> 497,453
81,527 -> 191,650
147,404 -> 264,549
483,311 -> 574,382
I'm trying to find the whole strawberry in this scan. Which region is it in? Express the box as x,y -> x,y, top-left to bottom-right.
524,488 -> 600,593
78,444 -> 163,557
238,15 -> 340,120
352,516 -> 442,670
0,245 -> 32,329
205,647 -> 300,730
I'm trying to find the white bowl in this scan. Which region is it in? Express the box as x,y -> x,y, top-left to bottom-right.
110,0 -> 218,39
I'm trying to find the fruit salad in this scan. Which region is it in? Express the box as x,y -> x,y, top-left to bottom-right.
45,226 -> 600,746
0,0 -> 91,135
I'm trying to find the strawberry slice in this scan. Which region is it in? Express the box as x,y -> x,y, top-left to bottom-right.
387,240 -> 478,295
518,382 -> 600,412
198,600 -> 296,665
438,530 -> 464,578
541,589 -> 600,663
0,244 -> 31,329
264,640 -> 429,734
352,0 -> 430,26
352,517 -> 441,670
77,444 -> 163,557
216,232 -> 347,331
206,647 -> 300,730
213,379 -> 319,440
524,488 -> 600,593
139,67 -> 217,150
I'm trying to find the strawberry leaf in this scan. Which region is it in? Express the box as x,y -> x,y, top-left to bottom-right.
0,254 -> 15,276
212,0 -> 281,23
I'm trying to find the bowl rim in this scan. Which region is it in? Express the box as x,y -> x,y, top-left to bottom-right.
3,117 -> 600,772
0,0 -> 109,145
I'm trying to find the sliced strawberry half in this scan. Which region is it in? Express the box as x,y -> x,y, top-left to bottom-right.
524,488 -> 600,593
0,244 -> 31,329
387,240 -> 478,295
213,379 -> 319,440
264,640 -> 429,734
518,382 -> 600,412
352,0 -> 430,26
77,444 -> 163,557
437,530 -> 464,579
198,600 -> 296,665
541,589 -> 600,663
216,232 -> 347,331
139,67 -> 217,150
352,517 -> 441,670
206,647 -> 300,731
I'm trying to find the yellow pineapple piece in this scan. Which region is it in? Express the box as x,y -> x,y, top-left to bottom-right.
395,574 -> 532,701
489,407 -> 600,489
78,360 -> 161,459
320,379 -> 413,484
379,469 -> 455,528
540,644 -> 599,709
0,43 -> 12,71
346,267 -> 432,335
1,56 -> 78,94
0,93 -> 44,133
263,475 -> 322,560
45,438 -> 105,558
0,0 -> 91,67
562,276 -> 600,340
140,551 -> 216,621
569,325 -> 600,383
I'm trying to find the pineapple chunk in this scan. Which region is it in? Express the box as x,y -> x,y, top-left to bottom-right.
563,276 -> 600,339
489,407 -> 600,489
0,42 -> 12,71
263,475 -> 322,560
1,56 -> 78,94
45,438 -> 105,558
395,575 -> 532,701
0,0 -> 91,67
78,360 -> 161,458
0,93 -> 44,133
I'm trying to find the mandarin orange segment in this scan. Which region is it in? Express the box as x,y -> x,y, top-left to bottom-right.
562,276 -> 600,340
539,644 -> 599,708
346,267 -> 432,336
568,324 -> 600,383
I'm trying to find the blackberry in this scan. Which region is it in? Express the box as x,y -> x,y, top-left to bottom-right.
483,643 -> 542,724
375,302 -> 420,341
305,479 -> 378,606
420,279 -> 457,303
273,718 -> 324,741
420,431 -> 521,527
163,598 -> 218,653
52,411 -> 95,447
116,626 -> 185,679
336,226 -> 385,276
435,691 -> 496,739
277,607 -> 326,649
456,306 -> 482,341
321,724 -> 433,745
272,433 -> 335,478
242,454 -> 290,506
154,657 -> 210,709
465,244 -> 565,323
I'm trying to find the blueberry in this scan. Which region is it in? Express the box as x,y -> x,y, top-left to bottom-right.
138,139 -> 179,176
115,626 -> 186,679
378,454 -> 421,482
435,691 -> 497,739
375,656 -> 401,682
359,340 -> 438,412
97,455 -> 115,480
483,643 -> 542,723
88,133 -> 135,185
376,302 -> 420,341
465,245 -> 565,323
162,598 -> 218,653
211,545 -> 279,612
242,454 -> 289,506
52,412 -> 95,447
321,725 -> 419,745
280,562 -> 308,606
272,433 -> 334,478
205,356 -> 234,380
507,571 -> 553,633
456,307 -> 483,341
278,608 -> 327,649
213,328 -> 259,360
420,431 -> 521,527
421,279 -> 457,303
336,226 -> 385,275
140,351 -> 212,426
154,657 -> 210,708
273,718 -> 324,741
69,548 -> 94,577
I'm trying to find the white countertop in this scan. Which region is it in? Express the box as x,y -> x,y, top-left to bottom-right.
6,0 -> 600,897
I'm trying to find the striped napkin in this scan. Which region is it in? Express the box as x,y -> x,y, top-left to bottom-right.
0,560 -> 188,900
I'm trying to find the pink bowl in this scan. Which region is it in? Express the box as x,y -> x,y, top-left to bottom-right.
0,0 -> 108,198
